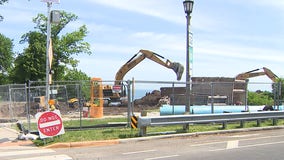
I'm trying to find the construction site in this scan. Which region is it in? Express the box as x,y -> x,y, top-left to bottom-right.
0,58 -> 282,120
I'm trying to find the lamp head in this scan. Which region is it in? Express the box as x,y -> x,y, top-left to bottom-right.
183,0 -> 194,15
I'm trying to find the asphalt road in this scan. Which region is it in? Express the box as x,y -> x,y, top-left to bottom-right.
55,129 -> 284,160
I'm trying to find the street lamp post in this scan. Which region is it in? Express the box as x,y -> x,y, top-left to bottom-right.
183,0 -> 194,114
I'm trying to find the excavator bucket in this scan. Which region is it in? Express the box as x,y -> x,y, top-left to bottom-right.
171,62 -> 184,81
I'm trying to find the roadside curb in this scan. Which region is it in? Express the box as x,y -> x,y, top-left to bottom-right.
45,125 -> 284,148
44,139 -> 119,148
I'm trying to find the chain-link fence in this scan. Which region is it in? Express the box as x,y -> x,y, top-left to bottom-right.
0,79 -> 282,127
0,84 -> 27,120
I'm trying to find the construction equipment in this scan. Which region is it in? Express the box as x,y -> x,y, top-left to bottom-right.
235,67 -> 278,82
91,49 -> 184,106
115,49 -> 184,85
68,98 -> 80,108
233,67 -> 279,105
113,49 -> 184,105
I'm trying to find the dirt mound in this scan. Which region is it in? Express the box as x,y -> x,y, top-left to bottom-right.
134,90 -> 161,106
0,102 -> 26,118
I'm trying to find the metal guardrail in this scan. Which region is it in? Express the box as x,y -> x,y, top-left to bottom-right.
138,111 -> 284,136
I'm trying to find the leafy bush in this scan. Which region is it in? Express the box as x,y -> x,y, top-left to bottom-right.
247,90 -> 274,105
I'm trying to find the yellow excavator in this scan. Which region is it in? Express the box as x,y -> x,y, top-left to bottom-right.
99,49 -> 184,106
115,49 -> 184,85
235,67 -> 278,82
233,67 -> 279,105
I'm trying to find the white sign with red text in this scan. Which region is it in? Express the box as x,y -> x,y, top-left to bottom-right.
36,110 -> 65,138
112,85 -> 121,93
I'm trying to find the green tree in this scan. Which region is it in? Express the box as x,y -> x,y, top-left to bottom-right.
272,78 -> 284,105
63,68 -> 91,99
275,78 -> 284,99
0,0 -> 8,21
0,33 -> 14,84
247,90 -> 274,106
11,11 -> 91,83
11,32 -> 46,83
63,68 -> 90,81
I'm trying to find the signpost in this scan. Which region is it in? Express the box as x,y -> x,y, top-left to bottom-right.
41,0 -> 60,112
36,110 -> 65,138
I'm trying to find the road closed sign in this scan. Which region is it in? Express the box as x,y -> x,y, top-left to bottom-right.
36,110 -> 65,138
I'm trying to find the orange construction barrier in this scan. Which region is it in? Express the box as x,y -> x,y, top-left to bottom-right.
89,77 -> 104,118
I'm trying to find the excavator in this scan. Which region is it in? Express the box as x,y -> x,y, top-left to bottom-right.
235,67 -> 279,82
114,49 -> 184,85
98,49 -> 184,106
233,67 -> 279,105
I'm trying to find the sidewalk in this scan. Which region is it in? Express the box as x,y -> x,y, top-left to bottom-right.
0,124 -> 34,147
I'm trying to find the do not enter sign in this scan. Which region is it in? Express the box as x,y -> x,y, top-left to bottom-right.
36,110 -> 65,138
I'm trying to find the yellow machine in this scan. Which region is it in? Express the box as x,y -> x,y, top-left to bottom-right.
115,49 -> 184,85
233,67 -> 279,105
110,49 -> 184,105
68,98 -> 80,108
235,67 -> 278,82
89,49 -> 184,107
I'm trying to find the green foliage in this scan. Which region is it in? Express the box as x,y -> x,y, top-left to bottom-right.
63,68 -> 90,81
62,68 -> 91,98
247,90 -> 274,105
0,0 -> 8,21
0,0 -> 8,5
275,78 -> 284,100
11,11 -> 91,83
10,32 -> 46,83
0,33 -> 14,84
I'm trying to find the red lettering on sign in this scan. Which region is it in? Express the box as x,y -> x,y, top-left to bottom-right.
37,111 -> 63,137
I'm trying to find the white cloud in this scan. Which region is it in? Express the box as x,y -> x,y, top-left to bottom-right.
232,0 -> 284,10
1,0 -> 283,86
85,0 -> 184,24
196,41 -> 284,63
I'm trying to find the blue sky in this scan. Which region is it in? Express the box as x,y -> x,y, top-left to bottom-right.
1,0 -> 284,90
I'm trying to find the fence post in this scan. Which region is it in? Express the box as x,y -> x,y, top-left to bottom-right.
240,120 -> 245,128
127,80 -> 132,127
210,82 -> 214,114
256,119 -> 261,127
273,118 -> 278,126
27,81 -> 31,132
222,121 -> 227,129
139,111 -> 147,136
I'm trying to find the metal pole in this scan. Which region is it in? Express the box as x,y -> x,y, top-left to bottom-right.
27,81 -> 31,132
45,2 -> 52,111
172,82 -> 175,115
245,79 -> 249,111
185,14 -> 191,113
127,80 -> 131,127
211,82 -> 214,114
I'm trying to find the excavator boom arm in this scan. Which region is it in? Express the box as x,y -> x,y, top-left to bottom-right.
115,49 -> 184,85
235,67 -> 278,82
